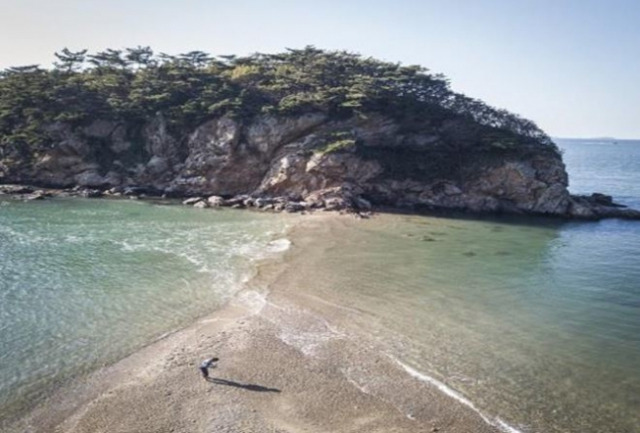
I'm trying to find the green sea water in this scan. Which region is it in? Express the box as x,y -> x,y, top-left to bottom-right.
0,199 -> 291,423
296,212 -> 640,433
281,139 -> 640,433
1,139 -> 639,432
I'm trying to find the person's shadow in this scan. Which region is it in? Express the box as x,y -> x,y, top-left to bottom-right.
207,377 -> 281,393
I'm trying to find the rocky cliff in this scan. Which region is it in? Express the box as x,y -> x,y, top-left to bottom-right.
1,112 -> 637,219
2,47 -> 636,218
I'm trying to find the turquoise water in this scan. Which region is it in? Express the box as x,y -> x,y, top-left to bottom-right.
0,199 -> 290,422
305,213 -> 639,433
289,139 -> 640,432
1,139 -> 639,432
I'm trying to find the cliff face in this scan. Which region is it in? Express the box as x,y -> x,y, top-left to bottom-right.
0,112 -> 636,219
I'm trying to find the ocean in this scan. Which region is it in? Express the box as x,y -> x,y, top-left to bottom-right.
0,200 -> 292,422
1,138 -> 639,432
276,138 -> 639,433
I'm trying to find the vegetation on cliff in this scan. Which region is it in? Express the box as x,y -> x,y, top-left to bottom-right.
0,46 -> 556,165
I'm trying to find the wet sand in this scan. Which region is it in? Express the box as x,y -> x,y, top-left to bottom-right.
5,214 -> 498,433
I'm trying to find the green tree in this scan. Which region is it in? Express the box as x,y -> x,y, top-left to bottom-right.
54,48 -> 87,73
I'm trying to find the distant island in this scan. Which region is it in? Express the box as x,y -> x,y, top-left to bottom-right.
0,46 -> 637,219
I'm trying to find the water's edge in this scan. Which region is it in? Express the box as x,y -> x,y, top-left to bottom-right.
4,211 -> 519,433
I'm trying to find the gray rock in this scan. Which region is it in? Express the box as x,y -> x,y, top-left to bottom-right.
146,156 -> 170,175
243,198 -> 255,207
82,120 -> 118,138
24,190 -> 48,200
78,189 -> 103,198
143,113 -> 179,160
589,193 -> 615,206
75,170 -> 106,187
284,202 -> 306,213
442,183 -> 462,196
191,117 -> 239,152
207,195 -> 225,207
324,197 -> 348,211
569,198 -> 597,219
355,197 -> 372,210
182,197 -> 204,206
253,197 -> 274,208
6,111 -> 639,220
110,125 -> 131,153
0,185 -> 34,194
246,113 -> 326,156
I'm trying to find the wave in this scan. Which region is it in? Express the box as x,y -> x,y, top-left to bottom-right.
389,356 -> 525,433
266,238 -> 292,253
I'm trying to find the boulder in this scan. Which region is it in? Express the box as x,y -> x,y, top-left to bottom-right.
253,197 -> 274,208
75,170 -> 106,188
182,197 -> 204,206
284,202 -> 306,213
589,193 -> 614,207
24,190 -> 48,200
78,189 -> 103,198
0,185 -> 34,194
207,195 -> 225,207
355,197 -> 372,210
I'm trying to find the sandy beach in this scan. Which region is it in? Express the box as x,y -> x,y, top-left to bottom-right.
5,214 -> 499,433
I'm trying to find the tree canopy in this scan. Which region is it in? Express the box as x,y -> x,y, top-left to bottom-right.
0,46 -> 555,159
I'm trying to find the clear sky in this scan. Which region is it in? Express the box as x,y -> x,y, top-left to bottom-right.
1,0 -> 638,138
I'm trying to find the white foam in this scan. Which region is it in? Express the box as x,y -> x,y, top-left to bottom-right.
269,304 -> 346,356
266,238 -> 292,253
233,290 -> 268,315
496,418 -> 525,433
278,328 -> 339,356
389,356 -> 525,433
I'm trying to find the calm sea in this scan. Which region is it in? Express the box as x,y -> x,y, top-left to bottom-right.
1,138 -> 639,432
0,200 -> 291,423
284,138 -> 640,433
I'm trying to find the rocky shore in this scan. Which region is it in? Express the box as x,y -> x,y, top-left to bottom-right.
2,48 -> 638,221
2,180 -> 639,220
2,112 -> 639,220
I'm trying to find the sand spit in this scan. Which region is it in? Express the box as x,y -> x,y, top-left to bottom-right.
6,214 -> 500,433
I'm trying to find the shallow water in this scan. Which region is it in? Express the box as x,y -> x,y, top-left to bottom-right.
0,199 -> 290,420
297,213 -> 639,432
283,139 -> 640,432
2,139 -> 639,432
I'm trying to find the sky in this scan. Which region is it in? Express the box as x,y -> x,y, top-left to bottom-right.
0,0 -> 638,139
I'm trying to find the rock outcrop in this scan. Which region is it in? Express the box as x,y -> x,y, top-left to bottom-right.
1,113 -> 638,220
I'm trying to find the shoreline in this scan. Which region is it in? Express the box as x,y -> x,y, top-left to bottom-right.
4,212 -> 508,433
2,182 -> 640,221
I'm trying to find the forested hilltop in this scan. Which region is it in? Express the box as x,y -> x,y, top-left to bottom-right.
0,46 -> 553,157
1,46 -> 635,219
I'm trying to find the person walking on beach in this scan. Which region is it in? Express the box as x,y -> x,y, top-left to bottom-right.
199,357 -> 219,379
